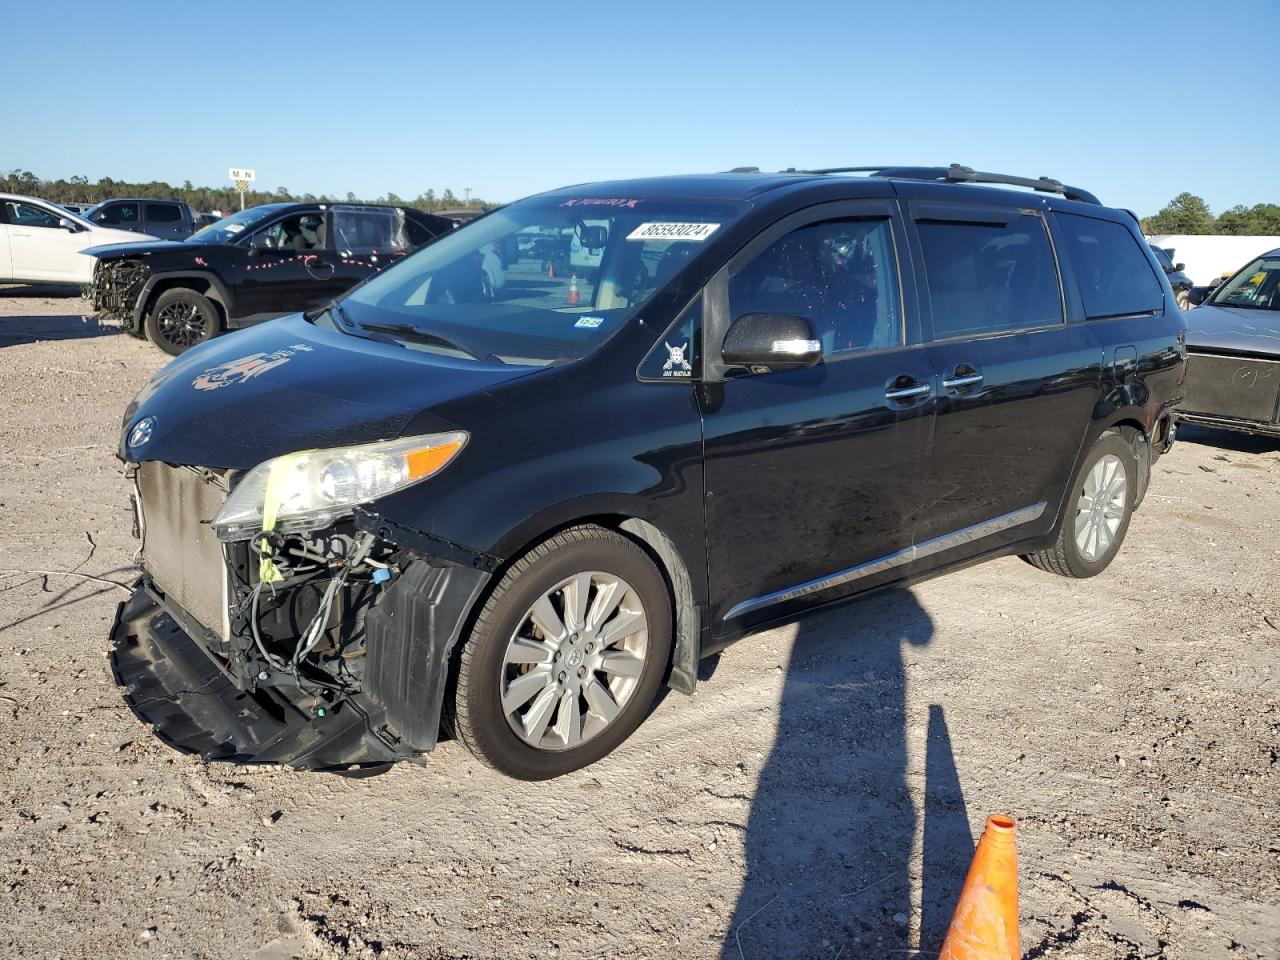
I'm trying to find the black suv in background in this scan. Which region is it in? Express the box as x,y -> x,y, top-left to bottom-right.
85,198 -> 198,241
110,165 -> 1186,779
89,202 -> 455,353
1149,244 -> 1193,310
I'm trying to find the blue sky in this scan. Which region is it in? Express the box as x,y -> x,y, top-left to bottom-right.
6,0 -> 1277,216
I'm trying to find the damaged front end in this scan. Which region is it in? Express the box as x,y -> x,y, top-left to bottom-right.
93,258 -> 150,331
110,459 -> 494,773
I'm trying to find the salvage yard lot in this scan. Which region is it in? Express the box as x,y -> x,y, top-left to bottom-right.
0,286 -> 1276,960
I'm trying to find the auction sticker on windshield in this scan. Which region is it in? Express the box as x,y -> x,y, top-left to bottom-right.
626,222 -> 720,242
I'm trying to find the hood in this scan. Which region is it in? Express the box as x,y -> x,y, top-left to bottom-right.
1184,304 -> 1280,357
82,238 -> 184,258
121,314 -> 540,469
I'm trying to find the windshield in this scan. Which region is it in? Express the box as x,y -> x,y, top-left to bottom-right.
187,206 -> 282,244
1210,255 -> 1280,311
331,195 -> 743,365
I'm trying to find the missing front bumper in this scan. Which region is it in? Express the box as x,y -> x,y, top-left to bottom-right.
109,551 -> 492,772
109,584 -> 409,771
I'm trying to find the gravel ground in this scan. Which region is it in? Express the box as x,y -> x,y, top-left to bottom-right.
0,286 -> 1276,960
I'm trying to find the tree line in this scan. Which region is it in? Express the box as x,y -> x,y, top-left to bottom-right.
1141,192 -> 1280,235
0,169 -> 497,215
5,170 -> 1277,235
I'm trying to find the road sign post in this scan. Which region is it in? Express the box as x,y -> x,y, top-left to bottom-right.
228,167 -> 256,211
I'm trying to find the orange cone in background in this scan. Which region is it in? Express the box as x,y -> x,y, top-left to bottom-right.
546,261 -> 555,279
938,814 -> 1020,960
566,274 -> 581,305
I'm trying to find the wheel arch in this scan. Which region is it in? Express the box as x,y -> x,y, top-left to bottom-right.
137,271 -> 231,330
483,502 -> 702,695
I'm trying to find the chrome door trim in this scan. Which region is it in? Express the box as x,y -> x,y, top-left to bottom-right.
723,501 -> 1047,621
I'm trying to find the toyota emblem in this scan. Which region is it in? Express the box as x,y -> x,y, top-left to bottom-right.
128,416 -> 156,450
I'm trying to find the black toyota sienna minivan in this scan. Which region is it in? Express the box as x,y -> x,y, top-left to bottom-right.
110,165 -> 1187,779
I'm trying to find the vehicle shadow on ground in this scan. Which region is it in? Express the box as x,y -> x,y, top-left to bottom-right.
722,588 -> 974,958
0,313 -> 119,346
1175,423 -> 1280,455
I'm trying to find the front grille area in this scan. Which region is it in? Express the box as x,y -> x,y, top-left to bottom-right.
137,462 -> 232,639
93,259 -> 150,326
1182,352 -> 1280,426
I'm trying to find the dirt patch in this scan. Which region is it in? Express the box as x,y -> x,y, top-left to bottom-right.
0,287 -> 1276,959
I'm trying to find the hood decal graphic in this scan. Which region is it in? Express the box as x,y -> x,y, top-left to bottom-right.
193,344 -> 314,391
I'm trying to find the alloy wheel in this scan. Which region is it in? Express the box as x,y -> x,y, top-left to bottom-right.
499,572 -> 648,751
1074,453 -> 1127,562
156,301 -> 208,348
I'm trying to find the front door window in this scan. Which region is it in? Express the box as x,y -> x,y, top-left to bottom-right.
729,217 -> 902,356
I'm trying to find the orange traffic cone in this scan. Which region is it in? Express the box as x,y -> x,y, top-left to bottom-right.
938,814 -> 1020,960
546,261 -> 555,279
566,274 -> 580,305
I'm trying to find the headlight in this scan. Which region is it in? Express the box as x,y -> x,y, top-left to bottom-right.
212,432 -> 467,542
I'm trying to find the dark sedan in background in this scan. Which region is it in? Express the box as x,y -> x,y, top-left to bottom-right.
1180,249 -> 1280,437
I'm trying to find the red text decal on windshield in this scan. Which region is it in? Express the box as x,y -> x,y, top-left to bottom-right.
559,198 -> 641,208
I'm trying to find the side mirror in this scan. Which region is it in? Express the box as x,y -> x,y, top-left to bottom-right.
58,217 -> 79,233
1187,288 -> 1209,306
1174,262 -> 1186,272
248,232 -> 274,250
722,313 -> 822,371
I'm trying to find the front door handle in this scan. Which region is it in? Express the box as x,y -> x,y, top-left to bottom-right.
942,372 -> 984,390
885,382 -> 932,401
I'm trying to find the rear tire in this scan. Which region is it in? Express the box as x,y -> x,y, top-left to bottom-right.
1176,289 -> 1191,311
1022,430 -> 1136,578
145,288 -> 219,355
452,525 -> 672,780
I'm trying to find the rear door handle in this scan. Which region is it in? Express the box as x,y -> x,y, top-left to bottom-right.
942,373 -> 984,390
885,382 -> 932,401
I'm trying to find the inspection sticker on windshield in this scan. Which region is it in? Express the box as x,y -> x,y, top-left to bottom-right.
626,222 -> 720,242
574,316 -> 605,329
224,223 -> 245,234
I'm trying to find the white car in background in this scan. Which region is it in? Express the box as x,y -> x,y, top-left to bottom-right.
0,193 -> 154,286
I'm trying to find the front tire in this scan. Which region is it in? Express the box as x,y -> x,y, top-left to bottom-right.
145,288 -> 220,355
452,525 -> 672,780
1022,430 -> 1136,578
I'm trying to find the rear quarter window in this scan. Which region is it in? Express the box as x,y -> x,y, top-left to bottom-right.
1056,213 -> 1163,319
145,203 -> 182,223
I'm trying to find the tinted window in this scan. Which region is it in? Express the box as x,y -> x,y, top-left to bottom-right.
1,200 -> 62,229
1057,213 -> 1163,318
145,203 -> 182,223
404,214 -> 447,247
729,217 -> 902,355
916,212 -> 1061,339
91,202 -> 140,225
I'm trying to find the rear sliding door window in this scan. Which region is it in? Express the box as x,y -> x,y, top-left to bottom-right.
1055,213 -> 1163,318
916,212 -> 1061,339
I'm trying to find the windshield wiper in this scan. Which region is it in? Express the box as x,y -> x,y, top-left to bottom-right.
358,321 -> 494,363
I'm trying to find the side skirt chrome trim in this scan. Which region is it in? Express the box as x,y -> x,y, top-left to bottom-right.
723,501 -> 1047,621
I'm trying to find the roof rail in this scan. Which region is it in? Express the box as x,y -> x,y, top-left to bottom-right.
788,163 -> 1101,205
